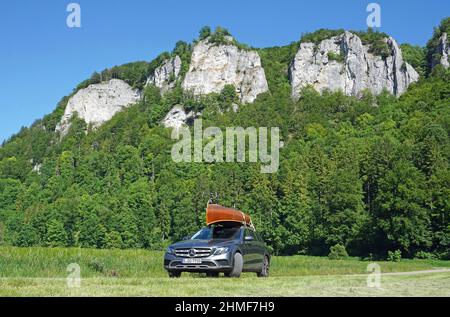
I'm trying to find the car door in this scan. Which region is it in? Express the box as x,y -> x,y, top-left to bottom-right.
242,228 -> 258,270
253,232 -> 266,269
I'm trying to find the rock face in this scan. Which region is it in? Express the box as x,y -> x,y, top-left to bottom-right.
182,39 -> 269,103
289,31 -> 419,100
32,163 -> 42,174
162,105 -> 196,129
56,79 -> 140,136
431,33 -> 449,69
147,56 -> 182,93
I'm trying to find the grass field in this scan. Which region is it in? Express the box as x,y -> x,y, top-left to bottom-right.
0,247 -> 449,296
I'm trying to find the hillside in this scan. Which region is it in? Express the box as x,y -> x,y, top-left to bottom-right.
0,20 -> 449,259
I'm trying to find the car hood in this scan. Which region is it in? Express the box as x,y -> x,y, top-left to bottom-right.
170,239 -> 236,249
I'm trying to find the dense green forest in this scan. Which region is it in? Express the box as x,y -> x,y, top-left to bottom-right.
0,21 -> 449,260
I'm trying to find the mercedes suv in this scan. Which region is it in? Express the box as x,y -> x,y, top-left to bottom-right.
163,223 -> 270,278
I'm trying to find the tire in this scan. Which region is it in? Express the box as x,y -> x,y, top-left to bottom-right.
257,256 -> 270,278
168,271 -> 181,278
206,272 -> 219,278
229,252 -> 243,278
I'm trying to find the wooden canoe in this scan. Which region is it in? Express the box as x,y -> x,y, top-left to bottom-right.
206,204 -> 252,226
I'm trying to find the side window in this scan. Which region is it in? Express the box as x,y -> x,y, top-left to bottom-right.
245,229 -> 255,240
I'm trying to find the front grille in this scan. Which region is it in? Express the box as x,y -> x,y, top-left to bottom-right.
174,247 -> 212,258
170,260 -> 217,269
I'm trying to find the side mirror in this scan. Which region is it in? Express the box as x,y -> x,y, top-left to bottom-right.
244,235 -> 254,242
183,235 -> 191,241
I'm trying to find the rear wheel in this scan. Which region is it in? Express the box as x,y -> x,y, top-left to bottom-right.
229,253 -> 243,278
168,271 -> 181,278
257,256 -> 270,278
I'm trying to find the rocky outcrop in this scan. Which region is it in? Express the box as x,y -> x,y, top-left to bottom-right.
162,105 -> 196,129
431,33 -> 449,69
147,56 -> 182,93
289,31 -> 419,99
32,163 -> 42,174
182,38 -> 269,103
56,79 -> 140,136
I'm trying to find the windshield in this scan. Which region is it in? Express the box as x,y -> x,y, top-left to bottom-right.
191,225 -> 241,240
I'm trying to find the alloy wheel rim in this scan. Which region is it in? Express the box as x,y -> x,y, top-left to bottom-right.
264,258 -> 269,275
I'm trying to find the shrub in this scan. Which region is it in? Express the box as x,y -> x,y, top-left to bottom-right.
444,251 -> 450,261
199,26 -> 211,40
219,84 -> 239,107
45,219 -> 68,248
104,231 -> 123,249
400,44 -> 426,77
387,250 -> 402,262
209,26 -> 232,45
369,38 -> 391,59
205,26 -> 250,51
172,41 -> 192,77
430,64 -> 450,80
88,259 -> 105,273
300,29 -> 345,45
327,51 -> 344,63
328,244 -> 349,260
354,29 -> 391,58
414,251 -> 436,260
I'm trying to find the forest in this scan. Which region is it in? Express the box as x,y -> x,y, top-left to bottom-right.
0,20 -> 449,260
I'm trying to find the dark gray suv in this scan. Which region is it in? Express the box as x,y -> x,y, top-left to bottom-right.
164,223 -> 270,278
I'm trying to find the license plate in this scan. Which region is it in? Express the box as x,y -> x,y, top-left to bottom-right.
182,258 -> 202,264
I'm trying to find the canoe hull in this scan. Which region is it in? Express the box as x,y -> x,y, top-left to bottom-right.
206,204 -> 251,226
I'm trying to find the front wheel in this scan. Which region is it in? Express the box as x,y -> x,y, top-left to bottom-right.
257,256 -> 270,277
229,253 -> 243,278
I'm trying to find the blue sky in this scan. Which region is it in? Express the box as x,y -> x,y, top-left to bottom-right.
0,0 -> 449,142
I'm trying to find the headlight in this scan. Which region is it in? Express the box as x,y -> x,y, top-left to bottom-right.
213,247 -> 229,255
166,247 -> 175,254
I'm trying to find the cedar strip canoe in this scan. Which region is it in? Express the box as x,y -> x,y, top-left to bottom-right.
206,204 -> 252,226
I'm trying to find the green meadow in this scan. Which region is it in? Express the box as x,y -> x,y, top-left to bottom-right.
0,247 -> 449,296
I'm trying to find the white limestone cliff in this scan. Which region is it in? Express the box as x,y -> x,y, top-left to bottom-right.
182,38 -> 269,103
56,79 -> 140,136
162,105 -> 197,129
146,56 -> 182,93
431,33 -> 449,69
289,31 -> 419,100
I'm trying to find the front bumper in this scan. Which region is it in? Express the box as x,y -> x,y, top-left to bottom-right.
164,252 -> 233,272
